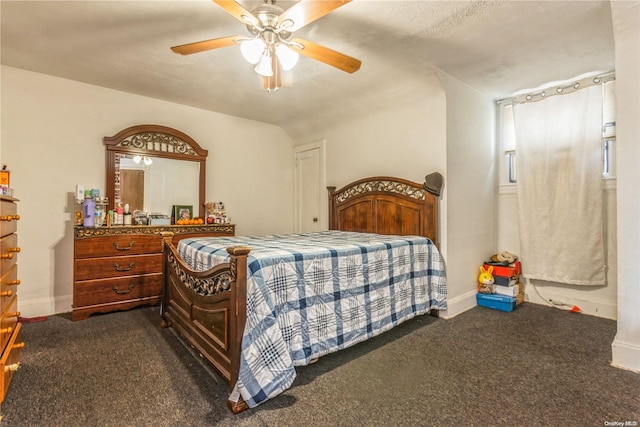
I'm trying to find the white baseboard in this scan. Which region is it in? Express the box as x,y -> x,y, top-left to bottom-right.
524,289 -> 617,320
440,287 -> 617,321
18,295 -> 72,318
439,289 -> 477,319
612,338 -> 640,373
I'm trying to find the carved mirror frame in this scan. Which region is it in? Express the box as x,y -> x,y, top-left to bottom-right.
104,124 -> 208,219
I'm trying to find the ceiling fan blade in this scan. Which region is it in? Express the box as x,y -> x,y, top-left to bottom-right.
278,0 -> 352,32
290,38 -> 361,74
212,0 -> 258,26
171,35 -> 240,55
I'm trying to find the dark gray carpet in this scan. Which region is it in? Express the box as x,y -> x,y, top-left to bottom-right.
2,303 -> 638,426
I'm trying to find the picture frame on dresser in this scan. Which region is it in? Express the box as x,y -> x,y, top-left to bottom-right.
173,205 -> 193,223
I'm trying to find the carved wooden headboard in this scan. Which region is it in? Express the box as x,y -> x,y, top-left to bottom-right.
327,176 -> 439,247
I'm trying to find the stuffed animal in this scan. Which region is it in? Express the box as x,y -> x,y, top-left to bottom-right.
477,265 -> 495,294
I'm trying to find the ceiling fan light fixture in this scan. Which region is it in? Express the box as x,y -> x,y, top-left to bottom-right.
275,44 -> 299,71
255,49 -> 274,77
172,0 -> 361,90
240,38 -> 265,64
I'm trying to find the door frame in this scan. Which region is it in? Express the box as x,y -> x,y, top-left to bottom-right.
294,139 -> 327,233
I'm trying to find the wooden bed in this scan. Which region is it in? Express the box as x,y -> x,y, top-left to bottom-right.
160,175 -> 441,413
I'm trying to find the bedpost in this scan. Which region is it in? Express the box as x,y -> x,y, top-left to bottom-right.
159,232 -> 175,328
327,186 -> 336,230
226,245 -> 251,414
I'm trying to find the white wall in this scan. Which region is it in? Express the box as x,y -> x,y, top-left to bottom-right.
1,66 -> 295,317
295,73 -> 447,228
297,71 -> 447,197
323,95 -> 447,192
438,71 -> 496,318
611,0 -> 640,372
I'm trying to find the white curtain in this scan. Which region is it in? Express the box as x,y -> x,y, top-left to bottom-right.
513,84 -> 606,285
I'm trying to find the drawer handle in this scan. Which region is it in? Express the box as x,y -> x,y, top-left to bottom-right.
7,279 -> 20,285
113,261 -> 135,272
7,247 -> 20,253
4,362 -> 20,373
114,241 -> 135,251
0,215 -> 20,222
1,253 -> 13,260
8,311 -> 20,318
0,326 -> 13,334
12,342 -> 25,350
113,283 -> 135,295
0,291 -> 12,297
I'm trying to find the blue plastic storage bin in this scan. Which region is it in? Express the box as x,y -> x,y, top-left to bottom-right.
476,293 -> 517,312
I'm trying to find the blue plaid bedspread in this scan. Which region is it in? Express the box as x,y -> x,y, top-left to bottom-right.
177,230 -> 447,408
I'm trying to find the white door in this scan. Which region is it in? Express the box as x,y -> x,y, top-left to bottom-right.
295,141 -> 325,233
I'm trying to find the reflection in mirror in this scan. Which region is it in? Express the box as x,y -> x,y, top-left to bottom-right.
104,125 -> 208,219
118,154 -> 200,215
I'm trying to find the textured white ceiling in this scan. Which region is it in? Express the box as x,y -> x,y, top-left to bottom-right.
1,1 -> 615,138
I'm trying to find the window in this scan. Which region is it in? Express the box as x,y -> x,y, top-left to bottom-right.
506,150 -> 516,183
501,104 -> 516,184
602,80 -> 616,178
500,79 -> 616,183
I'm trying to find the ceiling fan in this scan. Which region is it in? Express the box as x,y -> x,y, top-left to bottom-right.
171,0 -> 362,92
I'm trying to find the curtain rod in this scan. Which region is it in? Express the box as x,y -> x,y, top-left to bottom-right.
497,71 -> 615,105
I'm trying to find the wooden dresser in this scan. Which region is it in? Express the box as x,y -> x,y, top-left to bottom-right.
0,196 -> 24,407
73,224 -> 235,321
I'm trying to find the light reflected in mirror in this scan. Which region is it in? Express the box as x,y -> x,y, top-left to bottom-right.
118,153 -> 200,216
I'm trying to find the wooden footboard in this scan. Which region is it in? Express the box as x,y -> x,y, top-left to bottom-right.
159,232 -> 250,413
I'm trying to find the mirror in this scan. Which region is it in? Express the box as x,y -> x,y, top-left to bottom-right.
104,125 -> 207,219
118,154 -> 200,214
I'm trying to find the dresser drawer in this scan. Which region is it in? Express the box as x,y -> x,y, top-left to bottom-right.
74,273 -> 163,307
75,253 -> 163,281
0,201 -> 18,238
0,322 -> 23,403
0,233 -> 19,273
0,264 -> 19,314
75,234 -> 163,258
0,296 -> 19,353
